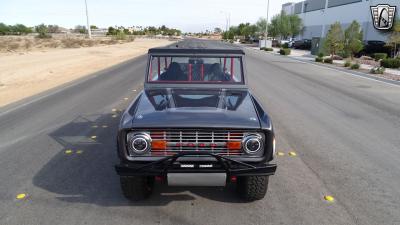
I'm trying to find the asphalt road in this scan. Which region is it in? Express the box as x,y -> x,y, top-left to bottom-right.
1,39 -> 399,225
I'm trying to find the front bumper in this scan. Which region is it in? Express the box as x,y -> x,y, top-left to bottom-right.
115,152 -> 277,177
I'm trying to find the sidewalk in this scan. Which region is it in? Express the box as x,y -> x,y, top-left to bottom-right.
250,46 -> 400,79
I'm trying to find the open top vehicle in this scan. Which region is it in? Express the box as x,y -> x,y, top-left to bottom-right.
115,47 -> 277,201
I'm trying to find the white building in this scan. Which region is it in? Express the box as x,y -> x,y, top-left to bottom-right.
283,0 -> 399,41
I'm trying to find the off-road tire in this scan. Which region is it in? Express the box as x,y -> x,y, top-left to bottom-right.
237,176 -> 269,201
120,176 -> 154,201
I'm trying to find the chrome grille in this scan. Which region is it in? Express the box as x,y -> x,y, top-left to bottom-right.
150,130 -> 245,156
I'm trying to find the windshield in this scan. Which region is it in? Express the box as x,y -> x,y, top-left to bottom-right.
147,56 -> 243,84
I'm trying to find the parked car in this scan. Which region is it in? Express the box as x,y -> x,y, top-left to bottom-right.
115,47 -> 277,201
280,38 -> 294,47
288,40 -> 295,48
356,40 -> 392,57
292,39 -> 312,50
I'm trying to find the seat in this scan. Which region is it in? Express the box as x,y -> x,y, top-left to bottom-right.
205,63 -> 229,81
159,62 -> 186,81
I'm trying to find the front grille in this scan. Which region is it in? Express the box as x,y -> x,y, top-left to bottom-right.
150,130 -> 245,156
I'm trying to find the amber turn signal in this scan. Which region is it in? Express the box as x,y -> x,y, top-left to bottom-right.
151,140 -> 167,150
227,141 -> 241,151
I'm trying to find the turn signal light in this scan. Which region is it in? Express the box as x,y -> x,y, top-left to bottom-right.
227,141 -> 241,151
151,140 -> 166,150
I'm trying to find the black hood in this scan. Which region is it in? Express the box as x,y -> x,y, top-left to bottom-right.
127,88 -> 261,129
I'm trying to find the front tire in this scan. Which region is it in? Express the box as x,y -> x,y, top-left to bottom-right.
120,176 -> 154,201
237,176 -> 269,201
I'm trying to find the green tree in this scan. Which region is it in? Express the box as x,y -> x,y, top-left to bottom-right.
35,24 -> 51,38
107,26 -> 117,35
0,23 -> 10,35
268,17 -> 279,38
288,14 -> 303,37
277,12 -> 291,39
90,25 -> 98,29
214,27 -> 222,34
344,21 -> 363,59
237,23 -> 257,39
268,12 -> 302,39
74,25 -> 87,34
123,28 -> 131,35
256,18 -> 267,38
387,19 -> 400,57
47,25 -> 60,33
3,24 -> 31,35
324,22 -> 344,59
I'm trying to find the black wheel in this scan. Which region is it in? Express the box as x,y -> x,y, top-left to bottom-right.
120,176 -> 154,201
237,176 -> 269,201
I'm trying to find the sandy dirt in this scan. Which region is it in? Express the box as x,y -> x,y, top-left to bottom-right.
0,38 -> 173,107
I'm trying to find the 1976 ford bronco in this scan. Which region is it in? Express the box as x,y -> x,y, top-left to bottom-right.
115,47 -> 277,201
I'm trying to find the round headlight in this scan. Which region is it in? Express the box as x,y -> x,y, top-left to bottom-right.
127,133 -> 151,155
243,135 -> 263,154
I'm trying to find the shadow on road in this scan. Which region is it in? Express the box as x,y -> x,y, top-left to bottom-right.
33,113 -> 244,206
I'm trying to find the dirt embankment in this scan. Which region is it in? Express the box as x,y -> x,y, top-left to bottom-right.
0,38 -> 173,107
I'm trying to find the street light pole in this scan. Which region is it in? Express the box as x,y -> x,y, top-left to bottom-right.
220,11 -> 231,32
265,0 -> 270,39
228,12 -> 231,30
84,0 -> 92,39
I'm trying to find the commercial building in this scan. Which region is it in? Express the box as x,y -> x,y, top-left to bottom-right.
282,0 -> 399,42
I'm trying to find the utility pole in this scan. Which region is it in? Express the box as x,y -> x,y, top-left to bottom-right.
84,0 -> 92,39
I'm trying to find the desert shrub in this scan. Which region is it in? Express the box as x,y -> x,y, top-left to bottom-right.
279,48 -> 291,55
350,63 -> 360,69
108,39 -> 118,45
61,38 -> 81,48
315,57 -> 323,62
318,52 -> 324,58
344,61 -> 351,67
380,58 -> 400,68
44,40 -> 60,48
111,31 -> 127,40
0,39 -> 7,50
24,40 -> 33,49
282,43 -> 289,48
373,53 -> 387,61
264,48 -> 273,51
323,58 -> 333,64
260,47 -> 266,50
8,42 -> 19,50
86,40 -> 96,47
370,66 -> 385,74
127,36 -> 135,42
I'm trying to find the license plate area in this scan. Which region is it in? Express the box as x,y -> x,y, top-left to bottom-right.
167,173 -> 226,186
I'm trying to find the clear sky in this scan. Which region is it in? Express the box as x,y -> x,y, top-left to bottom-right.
0,0 -> 299,32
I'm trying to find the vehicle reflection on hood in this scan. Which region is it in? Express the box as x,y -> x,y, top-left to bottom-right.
145,89 -> 246,111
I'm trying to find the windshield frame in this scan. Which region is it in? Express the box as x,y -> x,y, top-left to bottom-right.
144,53 -> 247,89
